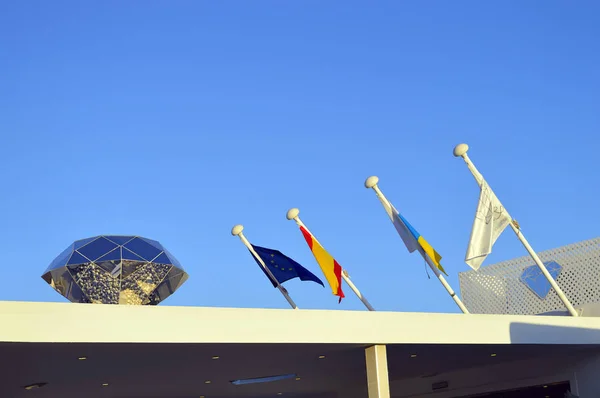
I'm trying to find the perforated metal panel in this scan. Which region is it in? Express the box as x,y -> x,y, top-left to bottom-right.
459,238 -> 600,315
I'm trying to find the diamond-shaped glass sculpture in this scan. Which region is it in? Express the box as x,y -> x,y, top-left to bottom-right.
519,260 -> 563,300
42,236 -> 188,305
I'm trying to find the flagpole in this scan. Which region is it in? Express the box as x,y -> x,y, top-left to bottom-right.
231,224 -> 299,310
286,208 -> 376,311
453,143 -> 579,317
365,176 -> 470,314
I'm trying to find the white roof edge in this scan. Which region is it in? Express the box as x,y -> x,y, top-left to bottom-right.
2,301 -> 600,345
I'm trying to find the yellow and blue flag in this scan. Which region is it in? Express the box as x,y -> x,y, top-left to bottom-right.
250,245 -> 324,287
386,204 -> 447,275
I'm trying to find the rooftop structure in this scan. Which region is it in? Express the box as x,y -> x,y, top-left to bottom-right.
459,237 -> 600,316
18,236 -> 600,397
0,301 -> 598,397
41,235 -> 188,305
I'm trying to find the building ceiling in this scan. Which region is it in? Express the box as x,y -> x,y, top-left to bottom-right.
0,342 -> 591,398
2,301 -> 600,397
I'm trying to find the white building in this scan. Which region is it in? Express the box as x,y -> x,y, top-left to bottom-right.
3,238 -> 600,397
1,300 -> 599,398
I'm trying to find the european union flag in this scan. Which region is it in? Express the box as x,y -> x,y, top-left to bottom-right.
250,245 -> 324,287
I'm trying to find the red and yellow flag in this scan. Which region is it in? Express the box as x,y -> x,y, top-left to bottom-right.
299,226 -> 344,302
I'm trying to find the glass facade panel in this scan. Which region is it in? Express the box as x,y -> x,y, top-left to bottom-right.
104,236 -> 135,246
45,244 -> 74,272
121,260 -> 146,278
120,263 -> 172,305
71,263 -> 120,304
41,271 -> 52,285
122,247 -> 146,262
73,236 -> 98,250
67,251 -> 89,265
78,237 -> 118,261
96,260 -> 122,276
96,247 -> 121,263
150,268 -> 188,304
140,237 -> 164,251
123,237 -> 162,261
163,248 -> 183,269
50,268 -> 90,303
152,252 -> 171,264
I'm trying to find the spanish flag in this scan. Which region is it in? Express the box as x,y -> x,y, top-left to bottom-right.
299,226 -> 345,302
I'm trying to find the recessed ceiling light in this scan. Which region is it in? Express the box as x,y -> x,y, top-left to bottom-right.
277,393 -> 283,396
78,356 -> 87,360
212,356 -> 220,360
101,383 -> 109,387
231,374 -> 297,385
23,382 -> 47,390
318,355 -> 326,359
204,380 -> 211,384
543,385 -> 548,388
410,354 -> 417,358
295,377 -> 301,381
490,353 -> 497,357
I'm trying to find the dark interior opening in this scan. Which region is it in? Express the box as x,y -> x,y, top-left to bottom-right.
458,380 -> 571,398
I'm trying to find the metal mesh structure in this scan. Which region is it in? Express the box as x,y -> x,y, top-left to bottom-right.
459,237 -> 600,315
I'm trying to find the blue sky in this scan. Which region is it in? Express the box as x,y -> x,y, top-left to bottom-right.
1,1 -> 598,313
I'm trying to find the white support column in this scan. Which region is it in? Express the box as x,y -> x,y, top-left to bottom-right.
365,345 -> 390,398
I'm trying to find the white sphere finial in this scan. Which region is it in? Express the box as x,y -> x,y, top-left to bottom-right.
365,176 -> 379,189
231,224 -> 244,236
286,208 -> 300,220
453,143 -> 469,157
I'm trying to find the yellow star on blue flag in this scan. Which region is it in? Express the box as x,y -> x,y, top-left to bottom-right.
250,245 -> 324,287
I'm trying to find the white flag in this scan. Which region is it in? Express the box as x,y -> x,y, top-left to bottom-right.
465,178 -> 512,270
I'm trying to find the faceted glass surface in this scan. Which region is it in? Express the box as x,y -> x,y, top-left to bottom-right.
41,235 -> 188,305
519,260 -> 563,300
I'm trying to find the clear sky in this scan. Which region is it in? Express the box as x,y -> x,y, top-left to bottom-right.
1,1 -> 599,313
